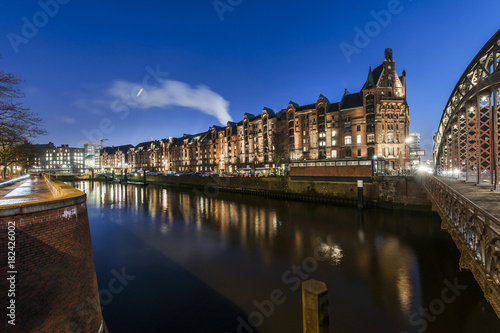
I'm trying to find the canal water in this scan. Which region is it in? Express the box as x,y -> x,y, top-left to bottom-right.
70,181 -> 500,333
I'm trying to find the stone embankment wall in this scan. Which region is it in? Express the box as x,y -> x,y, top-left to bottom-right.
120,175 -> 431,209
0,176 -> 103,333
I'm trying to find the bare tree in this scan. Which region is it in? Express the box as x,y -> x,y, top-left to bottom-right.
271,127 -> 288,175
0,65 -> 46,178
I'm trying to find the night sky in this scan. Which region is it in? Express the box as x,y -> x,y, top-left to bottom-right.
1,0 -> 498,160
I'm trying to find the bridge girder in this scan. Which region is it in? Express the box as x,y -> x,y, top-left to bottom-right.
434,30 -> 500,187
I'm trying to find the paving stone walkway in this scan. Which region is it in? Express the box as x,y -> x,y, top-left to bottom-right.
436,176 -> 500,221
0,176 -> 53,206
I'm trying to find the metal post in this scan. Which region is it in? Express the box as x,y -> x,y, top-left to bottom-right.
357,180 -> 363,209
476,97 -> 482,185
493,87 -> 499,191
302,280 -> 329,333
466,100 -> 478,182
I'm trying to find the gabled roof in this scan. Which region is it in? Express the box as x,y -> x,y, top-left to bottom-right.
135,141 -> 153,149
327,103 -> 340,113
243,113 -> 255,119
171,137 -> 186,147
34,142 -> 56,153
276,109 -> 287,120
198,130 -> 212,142
295,103 -> 316,112
102,144 -> 134,155
211,125 -> 224,132
341,92 -> 363,110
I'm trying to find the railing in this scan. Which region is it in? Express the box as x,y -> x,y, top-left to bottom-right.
421,174 -> 500,316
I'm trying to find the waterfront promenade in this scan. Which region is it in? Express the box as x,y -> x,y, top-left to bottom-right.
0,176 -> 53,206
0,175 -> 105,333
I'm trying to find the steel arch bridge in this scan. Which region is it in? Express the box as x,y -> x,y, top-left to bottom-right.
434,29 -> 500,188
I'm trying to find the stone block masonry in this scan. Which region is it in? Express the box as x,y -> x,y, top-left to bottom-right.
123,174 -> 431,210
0,176 -> 103,333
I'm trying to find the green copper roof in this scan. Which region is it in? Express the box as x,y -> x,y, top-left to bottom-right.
288,101 -> 299,108
263,107 -> 275,116
244,112 -> 256,118
363,67 -> 376,90
318,94 -> 330,104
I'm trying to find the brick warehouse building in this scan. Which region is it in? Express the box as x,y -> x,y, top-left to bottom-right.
88,49 -> 410,174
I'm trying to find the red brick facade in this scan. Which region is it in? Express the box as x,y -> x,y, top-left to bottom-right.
290,162 -> 373,179
94,49 -> 409,174
0,202 -> 103,332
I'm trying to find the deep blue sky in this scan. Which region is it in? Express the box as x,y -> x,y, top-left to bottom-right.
1,0 -> 498,158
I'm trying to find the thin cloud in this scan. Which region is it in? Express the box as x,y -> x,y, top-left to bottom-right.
61,117 -> 76,124
108,79 -> 232,125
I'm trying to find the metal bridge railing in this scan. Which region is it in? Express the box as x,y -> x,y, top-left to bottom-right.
421,173 -> 500,316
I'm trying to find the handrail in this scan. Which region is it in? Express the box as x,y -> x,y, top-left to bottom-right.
420,173 -> 500,318
427,174 -> 500,230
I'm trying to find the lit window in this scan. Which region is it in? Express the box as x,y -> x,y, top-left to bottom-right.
344,136 -> 352,145
357,135 -> 362,144
332,131 -> 337,137
331,150 -> 337,158
387,133 -> 394,143
332,140 -> 337,146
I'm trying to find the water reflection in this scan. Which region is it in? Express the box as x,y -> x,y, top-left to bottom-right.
73,181 -> 500,333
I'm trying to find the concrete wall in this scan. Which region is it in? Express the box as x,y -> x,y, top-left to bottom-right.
0,177 -> 103,333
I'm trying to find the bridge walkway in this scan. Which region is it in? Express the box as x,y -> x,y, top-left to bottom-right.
436,176 -> 500,224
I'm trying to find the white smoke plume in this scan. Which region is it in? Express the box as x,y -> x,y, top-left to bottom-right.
108,79 -> 232,124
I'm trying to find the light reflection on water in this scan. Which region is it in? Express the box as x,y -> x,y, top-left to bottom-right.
73,181 -> 500,333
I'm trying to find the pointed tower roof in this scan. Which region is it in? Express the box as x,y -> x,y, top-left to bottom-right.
363,67 -> 376,90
